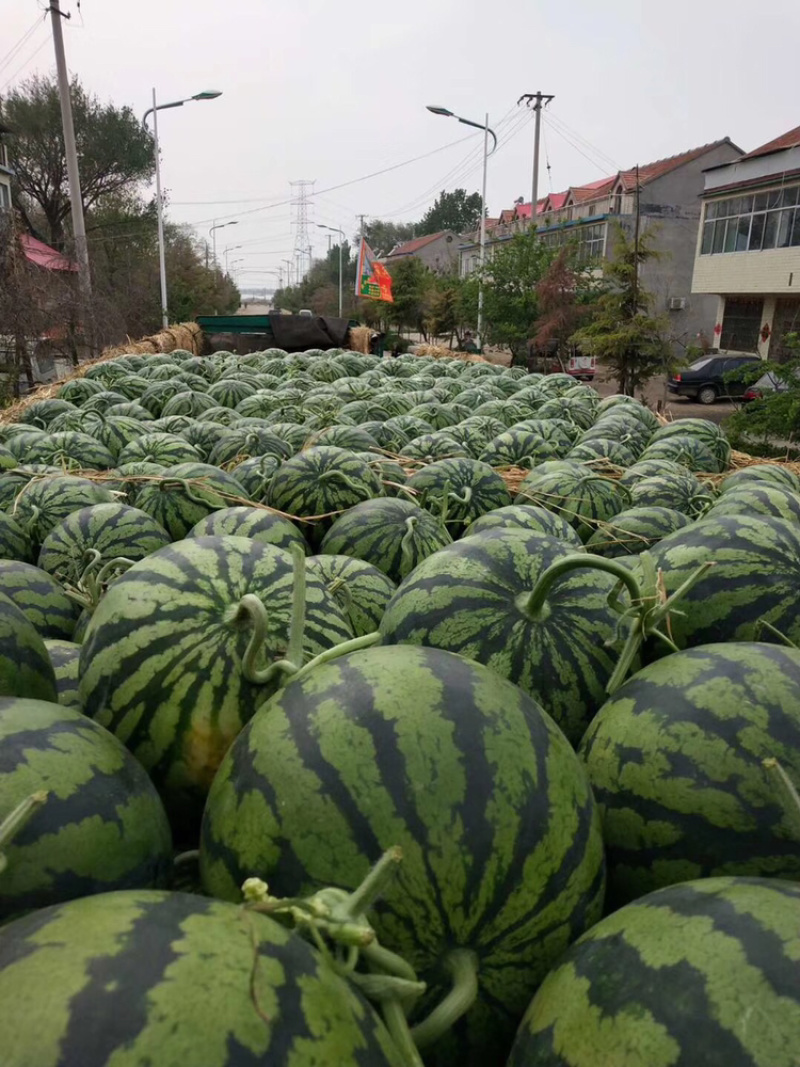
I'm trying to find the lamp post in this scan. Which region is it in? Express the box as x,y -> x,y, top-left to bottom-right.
143,89 -> 222,329
317,224 -> 346,317
209,219 -> 237,265
282,259 -> 293,287
427,106 -> 497,350
223,244 -> 242,274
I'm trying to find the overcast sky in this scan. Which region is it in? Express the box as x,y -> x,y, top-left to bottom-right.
3,0 -> 800,290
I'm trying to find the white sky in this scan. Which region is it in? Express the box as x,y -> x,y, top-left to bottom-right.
3,0 -> 800,290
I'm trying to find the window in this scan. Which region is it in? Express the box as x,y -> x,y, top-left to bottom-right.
700,183 -> 800,254
539,221 -> 606,264
719,298 -> 763,353
0,182 -> 10,210
0,142 -> 7,168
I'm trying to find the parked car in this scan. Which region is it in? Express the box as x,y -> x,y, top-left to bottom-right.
667,354 -> 761,405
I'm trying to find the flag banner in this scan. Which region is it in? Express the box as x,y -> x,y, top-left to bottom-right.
355,238 -> 393,302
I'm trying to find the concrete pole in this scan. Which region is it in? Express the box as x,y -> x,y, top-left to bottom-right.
49,0 -> 91,301
151,89 -> 169,329
476,113 -> 489,350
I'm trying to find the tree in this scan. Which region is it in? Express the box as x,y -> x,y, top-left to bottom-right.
1,75 -> 154,250
571,224 -> 672,396
724,334 -> 800,455
478,227 -> 554,362
533,248 -> 600,369
388,258 -> 433,338
419,188 -> 482,236
361,220 -> 415,257
427,276 -> 475,347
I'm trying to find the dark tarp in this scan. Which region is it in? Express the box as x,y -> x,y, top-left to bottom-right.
268,315 -> 351,352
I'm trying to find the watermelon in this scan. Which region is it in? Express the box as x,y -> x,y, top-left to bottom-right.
310,424 -> 380,451
0,560 -> 80,640
134,462 -> 248,541
719,463 -> 800,494
207,428 -> 292,467
37,503 -> 170,587
306,554 -> 395,636
44,638 -> 81,708
0,593 -> 57,701
508,877 -> 800,1067
79,536 -> 353,837
230,454 -> 282,500
480,428 -> 570,469
353,452 -> 409,497
0,512 -> 34,563
57,377 -> 107,403
267,446 -> 383,547
321,498 -> 452,583
648,514 -> 800,649
406,457 -> 511,536
0,697 -> 172,918
580,642 -> 800,907
650,417 -> 731,468
0,890 -> 404,1067
110,461 -> 166,506
18,397 -> 77,427
568,437 -> 641,467
11,475 -> 116,544
187,505 -> 308,555
96,414 -> 149,459
206,376 -> 257,407
629,470 -> 714,516
13,430 -> 115,471
161,389 -> 217,418
464,504 -> 584,546
200,644 -> 605,1067
706,482 -> 800,527
584,506 -> 693,557
515,463 -> 631,542
117,432 -> 202,466
380,529 -> 630,744
400,432 -> 469,462
639,434 -> 727,474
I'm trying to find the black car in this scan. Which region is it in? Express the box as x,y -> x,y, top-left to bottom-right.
667,354 -> 761,405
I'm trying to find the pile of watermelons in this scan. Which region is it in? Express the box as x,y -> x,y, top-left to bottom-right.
0,345 -> 798,1066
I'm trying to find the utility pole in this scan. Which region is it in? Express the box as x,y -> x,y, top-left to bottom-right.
518,93 -> 554,227
48,1 -> 92,306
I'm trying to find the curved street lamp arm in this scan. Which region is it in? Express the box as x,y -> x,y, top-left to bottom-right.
455,115 -> 497,155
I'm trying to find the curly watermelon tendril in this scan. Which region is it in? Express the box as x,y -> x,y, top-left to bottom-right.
521,550 -> 715,694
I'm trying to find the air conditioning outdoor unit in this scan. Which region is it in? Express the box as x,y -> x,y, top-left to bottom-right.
668,297 -> 687,311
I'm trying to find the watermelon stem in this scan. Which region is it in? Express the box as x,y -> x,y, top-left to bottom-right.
409,949 -> 479,1051
0,791 -> 47,874
346,844 -> 403,917
756,620 -> 799,649
381,1000 -> 426,1067
239,544 -> 308,685
763,758 -> 800,838
293,631 -> 381,682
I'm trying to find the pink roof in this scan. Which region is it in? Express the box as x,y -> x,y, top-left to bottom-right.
20,234 -> 78,272
741,125 -> 800,160
544,192 -> 568,211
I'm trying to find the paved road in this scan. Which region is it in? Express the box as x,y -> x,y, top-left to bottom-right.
592,375 -> 734,426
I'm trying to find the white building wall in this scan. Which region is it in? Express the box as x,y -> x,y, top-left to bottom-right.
693,246 -> 800,294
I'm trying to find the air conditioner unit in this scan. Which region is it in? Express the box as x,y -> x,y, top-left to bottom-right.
668,297 -> 686,311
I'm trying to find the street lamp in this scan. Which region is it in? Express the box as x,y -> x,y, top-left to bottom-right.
427,105 -> 497,350
209,219 -> 237,265
223,244 -> 242,273
143,89 -> 222,329
317,224 -> 346,317
282,258 -> 293,287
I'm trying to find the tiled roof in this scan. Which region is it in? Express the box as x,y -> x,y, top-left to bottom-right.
741,125 -> 800,160
617,139 -> 734,189
572,177 -> 615,201
20,234 -> 78,272
385,231 -> 445,257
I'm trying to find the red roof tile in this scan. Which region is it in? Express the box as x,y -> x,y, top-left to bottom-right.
20,234 -> 78,272
741,125 -> 800,160
616,140 -> 734,189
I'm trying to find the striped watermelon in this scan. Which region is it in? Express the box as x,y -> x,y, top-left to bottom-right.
353,452 -> 409,497
110,461 -> 166,506
321,498 -> 452,583
0,890 -> 404,1067
508,877 -> 800,1067
639,434 -> 727,474
187,505 -> 308,555
181,421 -> 240,461
206,376 -> 257,407
116,432 -> 202,466
37,503 -> 171,587
0,560 -> 80,640
18,398 -> 77,427
306,554 -> 396,636
719,463 -> 800,494
568,437 -> 641,467
629,470 -> 714,516
0,697 -> 172,918
200,644 -> 605,1067
400,432 -> 469,462
580,642 -> 800,908
464,504 -> 584,546
161,390 -> 217,418
79,536 -> 354,838
57,377 -> 106,403
96,415 -> 149,459
134,463 -> 248,541
310,424 -> 380,451
584,506 -> 693,557
267,446 -> 383,547
14,431 -> 116,470
648,514 -> 800,649
44,638 -> 81,708
515,463 -> 631,542
207,428 -> 292,467
11,475 -> 116,544
0,512 -> 34,563
379,528 -> 629,744
230,454 -> 282,500
406,457 -> 511,536
706,482 -> 800,526
0,593 -> 57,701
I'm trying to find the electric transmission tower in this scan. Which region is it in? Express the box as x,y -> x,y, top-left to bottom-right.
290,180 -> 315,282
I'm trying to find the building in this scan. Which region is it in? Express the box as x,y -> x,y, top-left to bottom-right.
0,123 -> 12,213
460,139 -> 743,356
382,230 -> 462,274
691,126 -> 800,360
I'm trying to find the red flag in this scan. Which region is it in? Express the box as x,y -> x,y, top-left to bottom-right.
356,238 -> 393,302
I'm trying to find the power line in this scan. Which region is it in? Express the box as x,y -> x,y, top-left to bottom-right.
543,115 -> 617,178
0,32 -> 50,93
0,14 -> 45,75
545,112 -> 621,173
